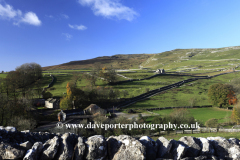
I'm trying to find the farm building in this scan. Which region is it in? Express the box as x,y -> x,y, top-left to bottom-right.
45,98 -> 59,109
84,104 -> 107,115
34,99 -> 45,107
156,69 -> 165,74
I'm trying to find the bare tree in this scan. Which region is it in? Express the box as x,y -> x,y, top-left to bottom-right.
189,96 -> 198,107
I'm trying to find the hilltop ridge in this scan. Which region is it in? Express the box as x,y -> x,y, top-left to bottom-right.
43,46 -> 240,72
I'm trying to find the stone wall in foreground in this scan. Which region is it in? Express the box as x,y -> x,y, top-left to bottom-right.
0,126 -> 240,160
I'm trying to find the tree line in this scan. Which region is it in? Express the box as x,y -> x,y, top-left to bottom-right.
0,63 -> 42,129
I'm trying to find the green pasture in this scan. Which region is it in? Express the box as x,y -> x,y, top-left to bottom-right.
110,74 -> 192,98
152,107 -> 232,124
142,47 -> 240,72
0,74 -> 7,78
151,132 -> 240,141
46,74 -> 73,97
119,72 -> 155,79
43,69 -> 91,73
126,71 -> 240,109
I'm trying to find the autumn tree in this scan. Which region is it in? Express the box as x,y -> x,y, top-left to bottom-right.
99,66 -> 117,83
231,103 -> 240,124
228,90 -> 237,105
189,96 -> 198,107
229,77 -> 240,99
84,71 -> 98,88
208,83 -> 234,108
60,82 -> 75,110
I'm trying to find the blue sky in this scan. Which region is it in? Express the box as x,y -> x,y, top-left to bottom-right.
1,0 -> 240,71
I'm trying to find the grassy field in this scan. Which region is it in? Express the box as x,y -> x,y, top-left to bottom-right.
125,71 -> 240,109
141,47 -> 240,72
150,132 -> 240,141
42,70 -> 240,104
0,74 -> 7,78
46,74 -> 73,97
151,107 -> 232,124
119,72 -> 155,79
110,74 -> 192,98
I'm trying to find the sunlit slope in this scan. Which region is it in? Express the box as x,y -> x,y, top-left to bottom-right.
42,54 -> 153,71
141,46 -> 240,72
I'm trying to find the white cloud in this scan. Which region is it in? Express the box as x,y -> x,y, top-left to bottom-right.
46,15 -> 54,18
21,12 -> 41,26
78,0 -> 138,21
62,33 -> 72,40
0,3 -> 41,26
61,14 -> 69,19
69,24 -> 87,30
0,3 -> 21,19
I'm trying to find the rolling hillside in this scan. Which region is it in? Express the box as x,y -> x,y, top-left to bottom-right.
42,46 -> 240,72
42,54 -> 153,71
140,46 -> 240,72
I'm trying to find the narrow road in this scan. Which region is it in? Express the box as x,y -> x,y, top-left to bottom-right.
112,71 -> 237,109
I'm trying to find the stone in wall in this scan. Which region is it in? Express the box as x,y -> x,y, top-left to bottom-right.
170,139 -> 187,160
85,135 -> 107,160
179,136 -> 201,157
40,136 -> 59,160
72,137 -> 86,160
2,126 -> 240,159
156,136 -> 173,159
139,136 -> 158,160
23,142 -> 43,160
54,133 -> 77,160
107,135 -> 146,160
198,137 -> 214,156
0,142 -> 26,159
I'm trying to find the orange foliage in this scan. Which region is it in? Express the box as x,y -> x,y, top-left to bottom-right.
227,90 -> 237,105
66,82 -> 72,100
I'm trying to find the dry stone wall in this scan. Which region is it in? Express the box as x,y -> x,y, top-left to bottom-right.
1,126 -> 240,159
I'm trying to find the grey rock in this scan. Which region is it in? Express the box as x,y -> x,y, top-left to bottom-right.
207,137 -> 230,159
156,136 -> 173,159
73,137 -> 86,160
54,133 -> 76,160
170,139 -> 187,160
181,157 -> 194,160
4,126 -> 17,132
197,137 -> 214,156
139,136 -> 158,160
86,135 -> 107,160
23,142 -> 43,160
227,138 -> 240,159
107,135 -> 146,160
194,155 -> 207,160
40,136 -> 59,160
20,141 -> 33,150
0,142 -> 25,159
179,136 -> 201,157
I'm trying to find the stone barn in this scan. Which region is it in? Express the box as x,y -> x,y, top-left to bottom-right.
45,98 -> 59,109
156,69 -> 165,74
84,104 -> 107,115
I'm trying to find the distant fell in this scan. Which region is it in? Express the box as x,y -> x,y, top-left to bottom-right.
42,54 -> 153,71
43,46 -> 240,72
140,46 -> 240,72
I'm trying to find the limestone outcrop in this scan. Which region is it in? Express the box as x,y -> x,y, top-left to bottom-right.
1,126 -> 240,159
